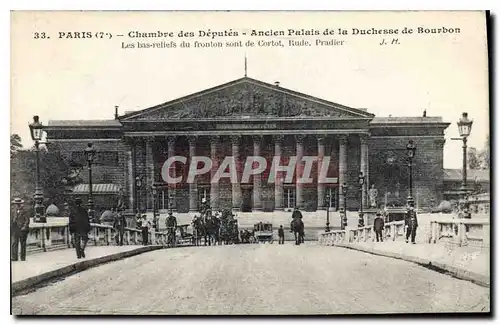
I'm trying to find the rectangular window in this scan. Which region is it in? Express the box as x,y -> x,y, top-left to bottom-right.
283,187 -> 296,209
326,187 -> 338,209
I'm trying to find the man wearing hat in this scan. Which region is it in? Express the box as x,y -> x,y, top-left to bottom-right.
373,211 -> 385,242
141,214 -> 149,245
165,210 -> 178,245
69,197 -> 91,258
11,198 -> 30,261
405,205 -> 419,244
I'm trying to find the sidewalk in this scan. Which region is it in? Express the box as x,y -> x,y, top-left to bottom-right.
11,245 -> 162,295
337,241 -> 490,287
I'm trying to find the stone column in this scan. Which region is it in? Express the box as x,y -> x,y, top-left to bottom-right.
317,136 -> 326,210
273,135 -> 284,210
127,139 -> 136,213
167,136 -> 176,211
360,134 -> 369,209
252,135 -> 262,210
295,135 -> 305,209
210,136 -> 220,209
145,138 -> 154,210
230,135 -> 242,210
338,135 -> 348,210
188,136 -> 198,212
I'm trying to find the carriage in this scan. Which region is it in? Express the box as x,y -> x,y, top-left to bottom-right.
176,224 -> 193,245
253,222 -> 274,243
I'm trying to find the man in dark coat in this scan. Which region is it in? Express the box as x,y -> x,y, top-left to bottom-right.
165,211 -> 178,245
141,215 -> 149,245
291,206 -> 303,220
405,206 -> 419,244
373,212 -> 385,242
278,225 -> 285,245
69,197 -> 91,258
11,198 -> 30,261
113,208 -> 127,246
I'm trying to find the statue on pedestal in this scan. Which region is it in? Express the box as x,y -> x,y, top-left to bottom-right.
369,184 -> 378,208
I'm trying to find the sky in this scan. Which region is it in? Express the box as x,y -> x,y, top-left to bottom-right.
10,11 -> 489,169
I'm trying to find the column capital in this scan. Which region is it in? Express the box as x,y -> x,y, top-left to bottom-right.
338,134 -> 348,144
252,135 -> 262,144
359,134 -> 369,144
230,135 -> 240,145
187,136 -> 197,145
295,134 -> 306,144
209,135 -> 220,144
273,134 -> 284,144
317,135 -> 326,144
166,136 -> 176,146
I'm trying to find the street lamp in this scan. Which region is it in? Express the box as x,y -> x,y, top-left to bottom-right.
324,191 -> 331,232
29,115 -> 46,223
152,183 -> 158,229
135,176 -> 143,213
84,142 -> 96,223
406,140 -> 417,208
457,112 -> 473,219
168,192 -> 174,213
358,172 -> 366,227
341,182 -> 348,230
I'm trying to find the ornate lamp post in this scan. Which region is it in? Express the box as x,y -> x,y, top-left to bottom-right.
135,176 -> 143,213
84,143 -> 96,223
341,182 -> 348,230
358,172 -> 366,227
151,183 -> 158,229
324,192 -> 331,232
29,115 -> 46,223
168,192 -> 174,213
406,140 -> 417,208
457,112 -> 473,219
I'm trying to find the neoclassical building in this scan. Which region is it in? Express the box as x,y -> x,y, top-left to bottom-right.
45,76 -> 450,216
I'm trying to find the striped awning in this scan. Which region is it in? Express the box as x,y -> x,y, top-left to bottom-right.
70,183 -> 121,194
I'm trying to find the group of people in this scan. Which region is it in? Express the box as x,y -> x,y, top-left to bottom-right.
11,197 -> 92,261
372,205 -> 419,244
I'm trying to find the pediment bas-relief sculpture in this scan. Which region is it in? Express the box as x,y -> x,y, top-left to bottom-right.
123,78 -> 370,120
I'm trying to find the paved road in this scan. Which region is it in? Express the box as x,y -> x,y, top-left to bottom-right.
12,243 -> 489,315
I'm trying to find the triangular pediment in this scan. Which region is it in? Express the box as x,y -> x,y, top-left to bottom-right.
121,77 -> 374,121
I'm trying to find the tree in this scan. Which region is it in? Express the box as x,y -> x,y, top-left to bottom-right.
10,142 -> 83,212
479,134 -> 490,169
10,134 -> 22,158
467,147 -> 482,169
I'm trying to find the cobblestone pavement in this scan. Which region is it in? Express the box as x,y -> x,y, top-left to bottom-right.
12,243 -> 490,315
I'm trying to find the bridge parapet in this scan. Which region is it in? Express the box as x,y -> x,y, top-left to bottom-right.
26,222 -> 170,254
428,218 -> 490,248
319,220 -> 406,245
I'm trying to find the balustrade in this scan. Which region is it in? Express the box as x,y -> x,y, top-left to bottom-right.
24,221 -> 174,254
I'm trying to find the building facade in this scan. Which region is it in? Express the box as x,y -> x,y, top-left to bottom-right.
45,77 -> 450,216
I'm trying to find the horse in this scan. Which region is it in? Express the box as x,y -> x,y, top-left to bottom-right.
290,218 -> 305,245
191,216 -> 204,246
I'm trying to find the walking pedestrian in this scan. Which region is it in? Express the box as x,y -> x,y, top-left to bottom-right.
278,225 -> 285,244
373,212 -> 384,242
141,215 -> 149,245
11,198 -> 30,262
405,206 -> 419,244
113,208 -> 126,246
69,197 -> 91,258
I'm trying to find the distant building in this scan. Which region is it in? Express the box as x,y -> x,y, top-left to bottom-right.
443,168 -> 490,201
44,76 -> 450,216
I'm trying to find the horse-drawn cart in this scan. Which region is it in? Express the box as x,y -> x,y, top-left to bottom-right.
253,222 -> 274,243
176,224 -> 193,245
